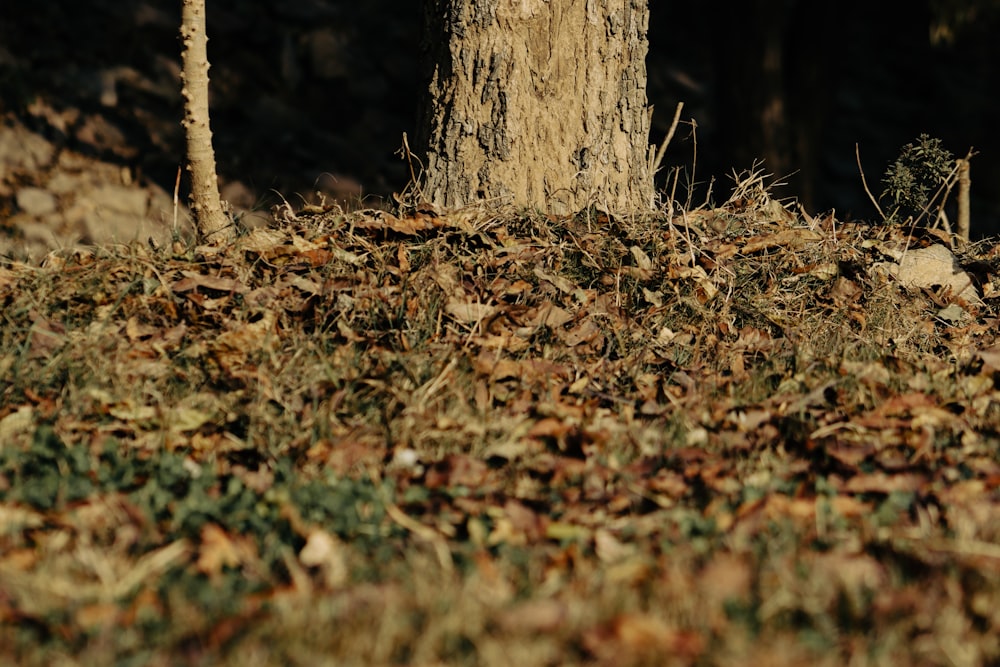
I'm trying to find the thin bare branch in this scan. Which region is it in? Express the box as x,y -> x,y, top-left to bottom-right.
652,102 -> 685,176
855,143 -> 886,221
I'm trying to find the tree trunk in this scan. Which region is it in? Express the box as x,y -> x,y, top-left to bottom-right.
418,0 -> 654,215
180,0 -> 230,242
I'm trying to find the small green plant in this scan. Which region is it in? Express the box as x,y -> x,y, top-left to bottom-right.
880,134 -> 954,223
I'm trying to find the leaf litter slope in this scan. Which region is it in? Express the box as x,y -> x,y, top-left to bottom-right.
1,186 -> 999,665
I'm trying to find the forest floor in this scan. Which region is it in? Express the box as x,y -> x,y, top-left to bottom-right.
2,177 -> 1000,666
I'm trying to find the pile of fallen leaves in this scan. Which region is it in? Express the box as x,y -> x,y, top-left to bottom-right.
1,180 -> 999,665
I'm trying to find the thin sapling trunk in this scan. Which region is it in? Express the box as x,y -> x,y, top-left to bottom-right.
180,0 -> 230,242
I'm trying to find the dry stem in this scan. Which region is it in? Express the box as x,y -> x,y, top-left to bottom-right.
855,143 -> 886,221
651,101 -> 685,176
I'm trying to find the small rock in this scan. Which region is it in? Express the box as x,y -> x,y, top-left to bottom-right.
78,184 -> 150,243
89,184 -> 149,217
0,123 -> 55,175
16,187 -> 58,216
895,244 -> 982,305
936,303 -> 970,324
75,114 -> 137,159
17,220 -> 63,247
76,183 -> 191,246
46,172 -> 83,195
145,181 -> 194,237
220,180 -> 257,211
219,180 -> 271,228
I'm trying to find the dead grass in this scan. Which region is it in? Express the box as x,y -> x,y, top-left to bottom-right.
1,179 -> 1000,665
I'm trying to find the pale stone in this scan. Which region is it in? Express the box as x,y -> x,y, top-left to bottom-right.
78,185 -> 150,243
0,123 -> 55,175
16,187 -> 57,216
877,243 -> 982,305
76,183 -> 193,245
46,172 -> 82,194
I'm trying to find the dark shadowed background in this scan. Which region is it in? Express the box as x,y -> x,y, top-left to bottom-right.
1,0 -> 998,254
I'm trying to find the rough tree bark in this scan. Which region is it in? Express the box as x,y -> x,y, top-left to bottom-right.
180,0 -> 230,241
418,0 -> 654,215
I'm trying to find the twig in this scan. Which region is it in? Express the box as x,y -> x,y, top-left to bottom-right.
957,155 -> 971,242
916,159 -> 962,231
651,101 -> 684,176
926,164 -> 960,237
688,118 -> 699,211
173,165 -> 181,234
920,150 -> 974,243
668,160 -> 681,216
401,132 -> 418,189
664,168 -> 697,266
395,132 -> 427,205
855,143 -> 886,220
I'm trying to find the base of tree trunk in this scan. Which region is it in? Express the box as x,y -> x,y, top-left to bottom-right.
419,1 -> 654,215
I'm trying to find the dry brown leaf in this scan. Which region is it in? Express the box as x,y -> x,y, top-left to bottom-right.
583,614 -> 704,663
0,547 -> 40,572
829,495 -> 872,517
396,242 -> 411,273
762,494 -> 817,520
594,528 -> 635,563
469,550 -> 515,606
533,266 -> 577,294
728,408 -> 772,432
629,245 -> 654,270
28,310 -> 66,358
75,602 -> 120,630
812,552 -> 886,606
445,298 -> 498,323
647,469 -> 688,498
502,502 -> 544,540
0,406 -> 35,444
842,472 -> 926,494
240,227 -> 288,253
528,417 -> 574,440
976,344 -> 1000,372
826,441 -> 875,467
561,317 -> 603,347
211,309 -> 279,375
496,598 -> 567,633
424,454 -> 491,489
124,315 -> 158,341
699,552 -> 752,630
354,211 -> 436,235
741,228 -> 822,254
527,302 -> 574,328
196,523 -> 254,576
171,271 -> 246,294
